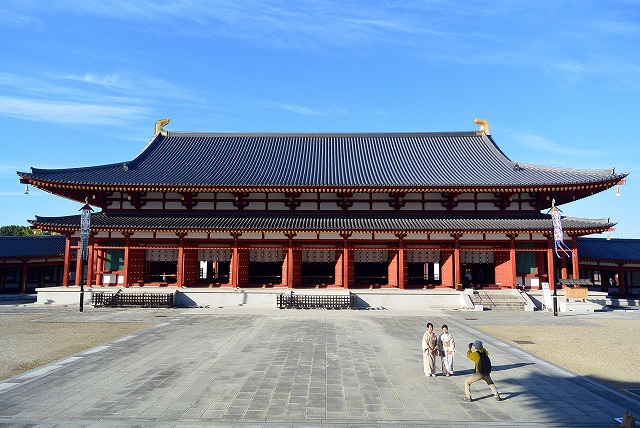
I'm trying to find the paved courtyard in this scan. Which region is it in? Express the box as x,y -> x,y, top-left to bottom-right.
0,304 -> 638,427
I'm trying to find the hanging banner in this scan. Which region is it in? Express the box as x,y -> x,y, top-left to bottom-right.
301,249 -> 336,263
354,249 -> 388,263
79,201 -> 93,261
250,248 -> 283,262
146,249 -> 179,261
549,200 -> 572,258
198,249 -> 231,262
407,250 -> 440,263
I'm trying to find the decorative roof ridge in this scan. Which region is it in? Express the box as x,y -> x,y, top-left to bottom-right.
31,211 -> 609,221
163,131 -> 479,138
562,217 -> 613,224
579,236 -> 640,242
20,162 -> 122,176
513,162 -> 628,178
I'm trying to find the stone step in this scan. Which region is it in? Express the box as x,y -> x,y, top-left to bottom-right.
469,291 -> 527,310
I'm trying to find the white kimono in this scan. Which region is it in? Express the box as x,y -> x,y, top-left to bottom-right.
439,332 -> 455,375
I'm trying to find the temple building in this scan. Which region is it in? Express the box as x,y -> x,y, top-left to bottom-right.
17,119 -> 628,300
0,235 -> 68,294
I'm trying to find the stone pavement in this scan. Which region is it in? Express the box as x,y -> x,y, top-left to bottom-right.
0,305 -> 638,427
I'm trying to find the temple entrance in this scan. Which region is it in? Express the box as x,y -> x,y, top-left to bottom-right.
354,248 -> 388,286
461,263 -> 495,287
407,249 -> 441,287
145,260 -> 178,284
249,262 -> 282,284
198,249 -> 231,284
145,249 -> 178,283
249,248 -> 283,285
301,248 -> 336,286
301,262 -> 335,285
407,262 -> 442,286
460,250 -> 495,288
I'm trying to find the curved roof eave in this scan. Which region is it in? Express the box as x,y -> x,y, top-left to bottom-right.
17,131 -> 627,190
28,212 -> 615,237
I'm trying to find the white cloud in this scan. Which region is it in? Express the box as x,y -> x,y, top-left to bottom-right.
5,0 -> 446,50
505,130 -> 623,165
0,71 -> 202,126
61,72 -> 199,101
0,96 -> 146,125
258,101 -> 349,117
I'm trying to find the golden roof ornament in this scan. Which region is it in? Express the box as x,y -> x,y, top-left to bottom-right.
155,118 -> 170,136
473,118 -> 490,135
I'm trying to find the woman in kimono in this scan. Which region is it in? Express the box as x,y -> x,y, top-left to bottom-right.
422,323 -> 438,377
439,324 -> 456,376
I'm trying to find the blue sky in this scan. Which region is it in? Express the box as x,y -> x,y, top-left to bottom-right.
1,1 -> 638,237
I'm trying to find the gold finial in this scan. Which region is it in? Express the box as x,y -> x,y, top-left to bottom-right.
155,118 -> 170,136
473,118 -> 490,135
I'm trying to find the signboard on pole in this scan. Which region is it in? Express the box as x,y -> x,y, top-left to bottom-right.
541,282 -> 552,311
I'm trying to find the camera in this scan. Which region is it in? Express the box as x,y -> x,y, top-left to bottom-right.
468,343 -> 473,348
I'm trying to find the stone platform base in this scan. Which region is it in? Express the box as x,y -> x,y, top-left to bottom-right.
558,300 -> 604,313
35,286 -> 472,310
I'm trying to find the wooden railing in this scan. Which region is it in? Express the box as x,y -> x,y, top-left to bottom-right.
277,291 -> 356,309
93,290 -> 174,308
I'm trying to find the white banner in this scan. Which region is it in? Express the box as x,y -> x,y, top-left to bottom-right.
407,250 -> 440,263
198,249 -> 231,262
460,250 -> 495,264
250,248 -> 283,262
301,249 -> 336,263
146,249 -> 178,262
354,249 -> 388,263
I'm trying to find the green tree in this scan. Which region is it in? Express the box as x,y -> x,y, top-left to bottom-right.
0,225 -> 38,236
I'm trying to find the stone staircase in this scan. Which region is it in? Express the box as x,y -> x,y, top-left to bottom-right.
468,289 -> 527,310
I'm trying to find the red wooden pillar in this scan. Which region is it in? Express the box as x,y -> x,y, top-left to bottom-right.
94,248 -> 103,286
396,234 -> 406,289
286,234 -> 295,288
122,232 -> 131,288
74,240 -> 83,287
452,234 -> 461,289
571,235 -> 579,280
509,234 -> 517,288
20,261 -> 28,294
176,233 -> 186,288
535,246 -> 546,286
340,233 -> 351,289
231,233 -> 239,288
617,266 -> 625,298
335,245 -> 343,286
546,237 -> 556,293
439,250 -> 453,287
387,248 -> 398,287
560,255 -> 567,280
86,234 -> 95,288
63,233 -> 71,287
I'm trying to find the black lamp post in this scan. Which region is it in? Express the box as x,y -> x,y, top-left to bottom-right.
79,198 -> 93,312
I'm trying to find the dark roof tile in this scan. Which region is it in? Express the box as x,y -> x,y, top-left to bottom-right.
30,212 -> 614,234
577,237 -> 640,262
18,132 -> 626,189
0,235 -> 67,260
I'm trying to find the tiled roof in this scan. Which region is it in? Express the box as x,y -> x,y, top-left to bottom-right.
577,237 -> 640,263
0,235 -> 67,260
30,212 -> 614,234
17,132 -> 626,190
